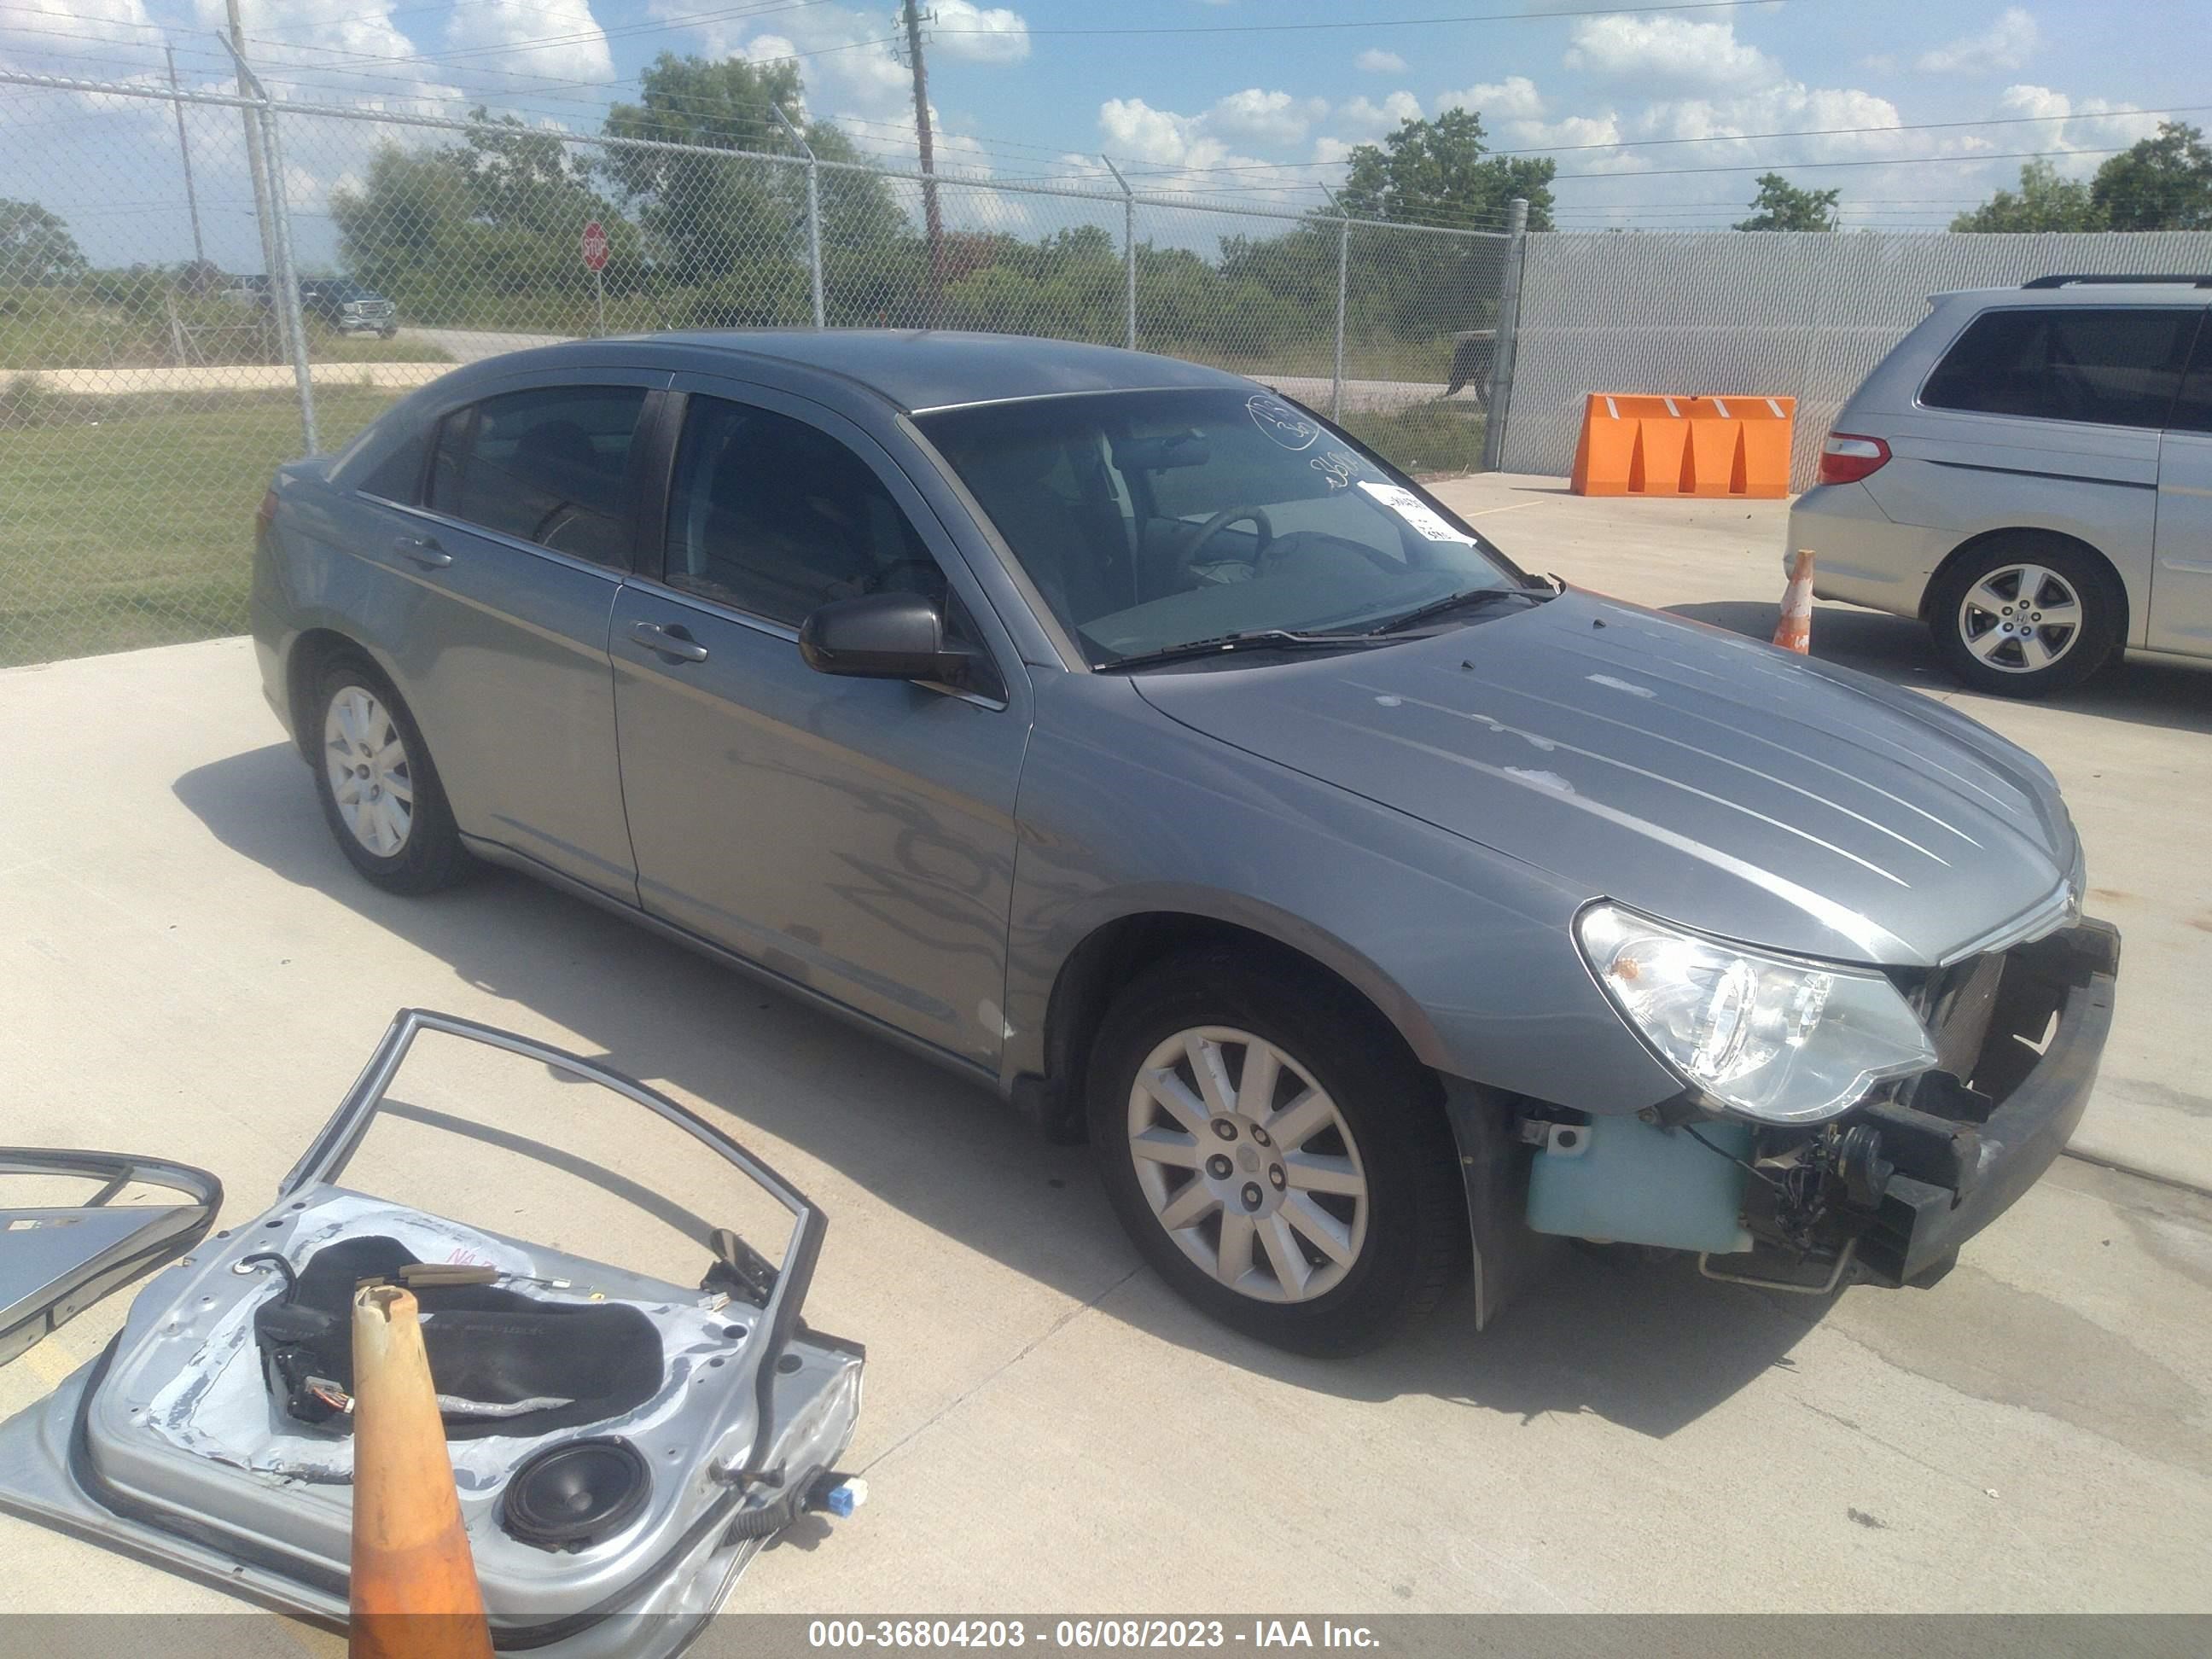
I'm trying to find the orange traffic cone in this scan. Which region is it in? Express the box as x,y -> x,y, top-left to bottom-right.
1773,548 -> 1814,654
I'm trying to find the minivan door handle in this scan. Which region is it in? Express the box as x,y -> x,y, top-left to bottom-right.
631,620 -> 710,664
393,534 -> 452,569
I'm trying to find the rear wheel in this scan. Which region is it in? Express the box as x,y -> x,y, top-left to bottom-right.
1086,951 -> 1464,1354
1928,536 -> 2120,697
310,654 -> 470,894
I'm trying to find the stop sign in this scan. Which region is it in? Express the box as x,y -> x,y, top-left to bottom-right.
581,221 -> 608,272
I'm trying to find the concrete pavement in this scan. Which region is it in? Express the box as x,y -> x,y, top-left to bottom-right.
3,575 -> 2209,1615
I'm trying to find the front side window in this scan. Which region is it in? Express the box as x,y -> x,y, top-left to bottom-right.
1920,306 -> 2197,428
662,395 -> 952,627
428,385 -> 647,566
917,388 -> 1525,664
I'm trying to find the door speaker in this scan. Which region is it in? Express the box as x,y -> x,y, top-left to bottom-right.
501,1437 -> 650,1551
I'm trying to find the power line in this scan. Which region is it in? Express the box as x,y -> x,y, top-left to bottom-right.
940,1 -> 1807,38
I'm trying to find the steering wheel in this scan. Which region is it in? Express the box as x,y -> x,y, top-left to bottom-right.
1186,505 -> 1274,566
868,556 -> 948,599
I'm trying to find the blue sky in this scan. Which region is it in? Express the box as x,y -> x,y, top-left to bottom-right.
2,0 -> 2205,266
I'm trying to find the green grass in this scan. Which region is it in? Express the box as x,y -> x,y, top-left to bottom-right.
0,387 -> 398,667
1341,399 -> 1487,478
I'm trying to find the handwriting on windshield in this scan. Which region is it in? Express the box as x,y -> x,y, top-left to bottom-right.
1247,393 -> 1319,451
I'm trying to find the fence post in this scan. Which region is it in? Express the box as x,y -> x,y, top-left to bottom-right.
1321,185 -> 1348,422
219,31 -> 317,456
772,104 -> 825,329
1102,154 -> 1135,351
1479,195 -> 1528,474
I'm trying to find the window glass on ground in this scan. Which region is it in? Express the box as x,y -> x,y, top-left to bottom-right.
662,395 -> 952,627
427,385 -> 647,566
1920,306 -> 2198,428
2166,317 -> 2212,434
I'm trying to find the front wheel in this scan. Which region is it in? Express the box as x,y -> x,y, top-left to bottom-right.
1927,537 -> 2120,697
1086,951 -> 1465,1354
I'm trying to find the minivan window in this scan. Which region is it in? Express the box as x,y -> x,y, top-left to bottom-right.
2167,318 -> 2212,434
428,385 -> 647,566
661,394 -> 950,626
1921,306 -> 2197,428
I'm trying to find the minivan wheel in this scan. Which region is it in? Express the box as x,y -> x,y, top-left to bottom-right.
1928,537 -> 2119,697
310,655 -> 470,894
1086,951 -> 1464,1355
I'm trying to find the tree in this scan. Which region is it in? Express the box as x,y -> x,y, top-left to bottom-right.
1951,159 -> 2104,231
0,199 -> 89,286
602,53 -> 902,323
1338,109 -> 1555,230
2090,119 -> 2212,230
1733,173 -> 1840,231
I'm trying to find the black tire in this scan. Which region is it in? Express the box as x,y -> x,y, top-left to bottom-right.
308,651 -> 471,894
1086,949 -> 1466,1355
1927,535 -> 2122,698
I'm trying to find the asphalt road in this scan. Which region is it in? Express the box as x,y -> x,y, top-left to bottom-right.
1,480 -> 2208,1621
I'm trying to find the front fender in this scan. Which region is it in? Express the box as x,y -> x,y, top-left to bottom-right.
1004,673 -> 1681,1116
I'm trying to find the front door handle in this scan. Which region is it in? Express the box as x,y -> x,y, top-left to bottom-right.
631,620 -> 710,664
393,534 -> 452,569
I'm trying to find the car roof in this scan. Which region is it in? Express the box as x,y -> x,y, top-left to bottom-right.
1931,282 -> 2212,307
598,329 -> 1255,414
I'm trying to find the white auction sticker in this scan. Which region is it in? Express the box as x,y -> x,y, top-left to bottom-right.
1358,480 -> 1473,542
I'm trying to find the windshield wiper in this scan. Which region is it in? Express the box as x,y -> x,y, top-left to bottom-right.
1102,629 -> 1386,672
1371,584 -> 1550,636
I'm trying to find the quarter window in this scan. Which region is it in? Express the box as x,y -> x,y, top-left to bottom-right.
428,386 -> 648,566
1921,306 -> 2197,429
662,395 -> 950,627
2166,317 -> 2212,434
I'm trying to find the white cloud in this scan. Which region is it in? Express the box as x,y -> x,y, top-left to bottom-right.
933,1 -> 1030,65
1336,91 -> 1423,141
1564,15 -> 1782,92
1435,76 -> 1546,123
1994,83 -> 2161,172
1097,96 -> 1325,202
1203,87 -> 1329,145
1916,8 -> 2040,75
1356,48 -> 1407,74
438,0 -> 613,83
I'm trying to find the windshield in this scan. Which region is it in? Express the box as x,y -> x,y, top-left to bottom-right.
917,388 -> 1528,666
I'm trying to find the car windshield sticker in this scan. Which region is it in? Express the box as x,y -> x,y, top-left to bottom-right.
1357,480 -> 1474,542
1247,393 -> 1319,451
1310,448 -> 1363,491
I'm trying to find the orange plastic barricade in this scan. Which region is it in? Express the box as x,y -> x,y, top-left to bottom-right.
1570,393 -> 1796,499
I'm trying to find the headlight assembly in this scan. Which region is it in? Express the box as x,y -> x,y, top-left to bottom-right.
1575,902 -> 1936,1125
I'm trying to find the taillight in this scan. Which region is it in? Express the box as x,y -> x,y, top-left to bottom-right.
255,488 -> 278,536
1818,433 -> 1890,486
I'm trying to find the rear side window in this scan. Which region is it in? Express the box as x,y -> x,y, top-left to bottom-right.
358,428 -> 428,504
2168,318 -> 2212,434
428,386 -> 648,566
1921,307 -> 2197,428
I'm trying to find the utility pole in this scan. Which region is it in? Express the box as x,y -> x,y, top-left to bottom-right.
166,47 -> 207,269
224,0 -> 278,291
900,2 -> 943,324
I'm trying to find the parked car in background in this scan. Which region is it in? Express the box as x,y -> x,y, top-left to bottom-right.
298,277 -> 398,337
252,332 -> 2117,1353
218,274 -> 399,337
1790,273 -> 2212,696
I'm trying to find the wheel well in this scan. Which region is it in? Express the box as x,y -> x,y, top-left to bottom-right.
284,628 -> 369,760
1034,912 -> 1421,1143
1920,527 -> 2128,643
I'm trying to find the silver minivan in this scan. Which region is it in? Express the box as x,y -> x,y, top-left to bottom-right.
1789,274 -> 2212,696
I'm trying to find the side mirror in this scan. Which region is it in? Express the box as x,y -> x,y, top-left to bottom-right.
798,591 -> 981,687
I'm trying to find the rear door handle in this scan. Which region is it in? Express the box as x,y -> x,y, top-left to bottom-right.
631,620 -> 709,663
393,534 -> 452,569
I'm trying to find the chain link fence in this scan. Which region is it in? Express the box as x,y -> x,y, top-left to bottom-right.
2,67 -> 1509,668
1502,227 -> 2212,488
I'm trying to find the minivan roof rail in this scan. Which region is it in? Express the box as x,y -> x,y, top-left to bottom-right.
2022,273 -> 2212,288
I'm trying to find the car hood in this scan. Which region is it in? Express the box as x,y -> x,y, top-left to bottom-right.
1130,590 -> 2079,968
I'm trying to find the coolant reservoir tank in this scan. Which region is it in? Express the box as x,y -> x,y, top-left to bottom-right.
1525,1115 -> 1755,1254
